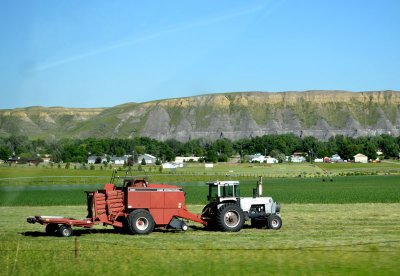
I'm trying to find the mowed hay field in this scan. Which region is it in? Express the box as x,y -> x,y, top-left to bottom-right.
1,204 -> 399,275
1,163 -> 400,275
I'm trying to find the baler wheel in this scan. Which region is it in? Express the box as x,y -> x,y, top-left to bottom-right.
128,209 -> 155,235
216,203 -> 244,232
58,225 -> 73,237
267,215 -> 282,230
45,224 -> 59,235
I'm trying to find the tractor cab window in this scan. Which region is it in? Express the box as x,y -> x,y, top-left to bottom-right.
220,184 -> 239,198
208,185 -> 219,202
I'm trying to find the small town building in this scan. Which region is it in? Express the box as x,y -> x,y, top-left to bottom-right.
354,153 -> 368,163
8,157 -> 20,164
265,157 -> 278,164
175,156 -> 201,163
323,157 -> 331,163
162,162 -> 183,169
138,154 -> 157,164
110,156 -> 128,165
331,154 -> 342,162
291,156 -> 306,163
41,155 -> 51,164
247,153 -> 265,163
87,155 -> 107,164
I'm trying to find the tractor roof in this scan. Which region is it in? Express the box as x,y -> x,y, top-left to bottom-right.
206,181 -> 240,186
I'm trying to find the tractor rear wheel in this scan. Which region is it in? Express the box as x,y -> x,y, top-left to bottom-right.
128,209 -> 155,235
45,224 -> 59,235
216,203 -> 244,232
267,215 -> 282,230
58,225 -> 73,237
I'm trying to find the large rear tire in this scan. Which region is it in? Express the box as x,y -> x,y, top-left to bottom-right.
128,209 -> 155,235
216,203 -> 244,232
267,215 -> 282,230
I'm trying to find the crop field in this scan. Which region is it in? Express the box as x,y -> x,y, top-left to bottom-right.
1,175 -> 400,206
1,163 -> 399,274
1,204 -> 399,275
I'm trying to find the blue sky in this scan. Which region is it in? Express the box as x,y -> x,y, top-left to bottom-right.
1,0 -> 399,109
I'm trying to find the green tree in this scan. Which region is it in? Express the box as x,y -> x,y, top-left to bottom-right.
0,146 -> 12,160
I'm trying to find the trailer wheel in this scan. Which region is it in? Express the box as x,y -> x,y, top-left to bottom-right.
216,203 -> 244,232
58,225 -> 73,237
128,210 -> 155,235
267,215 -> 282,230
45,224 -> 59,235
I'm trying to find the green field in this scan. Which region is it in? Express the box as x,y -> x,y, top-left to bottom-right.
1,164 -> 400,275
1,204 -> 399,275
1,175 -> 400,206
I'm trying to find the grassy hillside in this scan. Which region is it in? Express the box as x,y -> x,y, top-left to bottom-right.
1,91 -> 400,141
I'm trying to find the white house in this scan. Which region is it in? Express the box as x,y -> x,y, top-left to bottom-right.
265,157 -> 278,164
162,162 -> 183,169
87,155 -> 107,164
331,154 -> 342,162
354,153 -> 368,163
247,153 -> 265,163
138,154 -> 157,164
291,156 -> 306,163
110,156 -> 128,165
175,156 -> 201,163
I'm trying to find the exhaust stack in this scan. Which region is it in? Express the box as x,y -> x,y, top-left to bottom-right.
257,176 -> 263,196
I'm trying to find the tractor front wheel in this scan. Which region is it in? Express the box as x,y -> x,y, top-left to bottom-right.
267,215 -> 282,230
216,203 -> 244,232
128,209 -> 155,235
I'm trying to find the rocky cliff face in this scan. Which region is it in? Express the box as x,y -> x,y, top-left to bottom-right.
1,91 -> 399,141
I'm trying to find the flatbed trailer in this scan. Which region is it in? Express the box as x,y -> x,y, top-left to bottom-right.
27,178 -> 206,237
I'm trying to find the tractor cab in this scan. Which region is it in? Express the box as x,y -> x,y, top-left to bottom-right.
207,181 -> 240,203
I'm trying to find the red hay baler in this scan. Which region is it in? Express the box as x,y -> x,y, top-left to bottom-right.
27,178 -> 206,237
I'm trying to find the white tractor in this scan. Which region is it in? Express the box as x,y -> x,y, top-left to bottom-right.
201,177 -> 282,232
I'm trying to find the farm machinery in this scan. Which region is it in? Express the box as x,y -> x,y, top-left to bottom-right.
201,177 -> 282,231
27,174 -> 281,237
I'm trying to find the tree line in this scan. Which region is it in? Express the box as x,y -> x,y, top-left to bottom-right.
0,134 -> 399,164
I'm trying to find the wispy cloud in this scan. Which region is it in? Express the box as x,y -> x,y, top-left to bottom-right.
29,4 -> 267,73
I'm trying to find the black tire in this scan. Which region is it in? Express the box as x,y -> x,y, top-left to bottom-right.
267,215 -> 282,230
216,203 -> 244,232
128,209 -> 155,235
251,218 -> 267,229
201,203 -> 217,231
45,224 -> 59,235
58,225 -> 73,237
